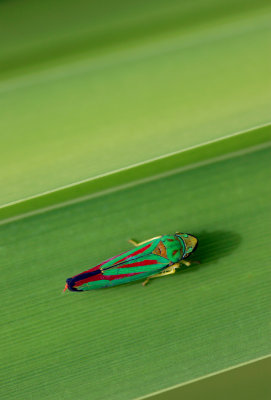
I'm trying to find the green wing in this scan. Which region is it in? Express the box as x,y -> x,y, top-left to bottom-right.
74,235 -> 183,289
101,237 -> 171,286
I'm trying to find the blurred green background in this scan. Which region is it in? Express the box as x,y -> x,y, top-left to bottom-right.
0,1 -> 270,399
0,0 -> 271,205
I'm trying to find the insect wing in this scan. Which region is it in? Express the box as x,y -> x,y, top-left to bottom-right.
101,252 -> 170,286
71,237 -> 170,290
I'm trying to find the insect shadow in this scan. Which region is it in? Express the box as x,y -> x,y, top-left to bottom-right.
180,230 -> 242,273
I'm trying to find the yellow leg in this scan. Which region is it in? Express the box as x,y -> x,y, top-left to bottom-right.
180,260 -> 191,267
129,236 -> 162,247
180,260 -> 200,267
142,263 -> 180,286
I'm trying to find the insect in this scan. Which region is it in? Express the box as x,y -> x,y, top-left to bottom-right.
63,232 -> 198,292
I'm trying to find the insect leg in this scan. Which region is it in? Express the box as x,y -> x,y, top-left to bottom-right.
181,260 -> 191,267
142,263 -> 180,286
129,236 -> 162,247
180,260 -> 200,267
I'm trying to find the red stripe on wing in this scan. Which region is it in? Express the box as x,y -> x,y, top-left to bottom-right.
106,259 -> 159,280
74,271 -> 104,287
116,243 -> 152,264
72,252 -> 127,278
115,259 -> 158,269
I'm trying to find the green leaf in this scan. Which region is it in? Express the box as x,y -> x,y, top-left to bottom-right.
0,1 -> 270,399
1,145 -> 270,399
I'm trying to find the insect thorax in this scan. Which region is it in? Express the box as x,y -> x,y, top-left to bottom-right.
153,235 -> 184,263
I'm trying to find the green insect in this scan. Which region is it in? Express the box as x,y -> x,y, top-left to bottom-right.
64,232 -> 198,291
